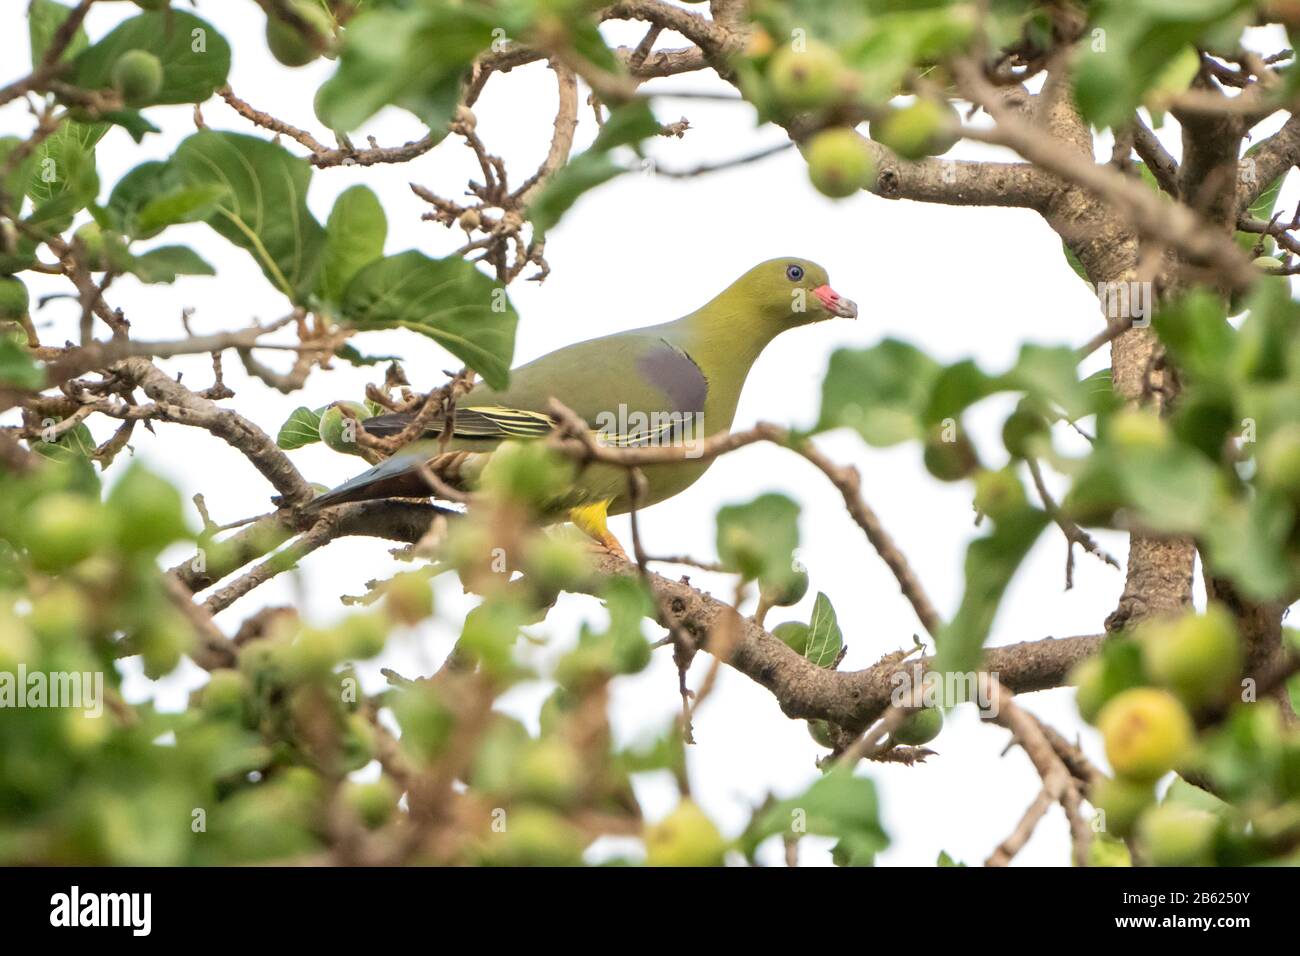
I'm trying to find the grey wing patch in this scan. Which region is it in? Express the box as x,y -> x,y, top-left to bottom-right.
638,340 -> 707,414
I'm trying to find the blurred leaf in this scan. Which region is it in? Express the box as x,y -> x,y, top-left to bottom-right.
715,492 -> 800,587
71,11 -> 231,106
936,508 -> 1048,674
171,131 -> 324,302
127,245 -> 214,284
818,339 -> 941,445
0,337 -> 41,390
28,0 -> 89,67
529,102 -> 660,236
319,185 -> 386,306
741,768 -> 887,866
340,250 -> 517,389
314,3 -> 508,132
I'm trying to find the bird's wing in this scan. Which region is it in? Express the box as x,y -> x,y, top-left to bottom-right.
310,329 -> 707,509
362,328 -> 706,443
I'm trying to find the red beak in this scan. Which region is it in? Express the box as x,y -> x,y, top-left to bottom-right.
813,284 -> 858,318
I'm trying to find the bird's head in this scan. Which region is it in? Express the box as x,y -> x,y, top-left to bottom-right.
725,257 -> 858,328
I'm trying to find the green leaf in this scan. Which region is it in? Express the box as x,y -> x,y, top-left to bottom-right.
319,185 -> 386,306
71,11 -> 231,106
0,337 -> 42,390
741,769 -> 887,866
715,492 -> 800,587
171,131 -> 324,301
314,4 -> 506,132
106,161 -> 228,238
277,406 -> 324,450
28,0 -> 90,68
334,344 -> 398,367
25,121 -> 105,230
818,339 -> 942,445
1201,492 -> 1294,602
340,250 -> 517,389
935,508 -> 1049,674
804,592 -> 843,668
127,245 -> 215,284
936,850 -> 967,867
1003,344 -> 1088,420
528,102 -> 659,235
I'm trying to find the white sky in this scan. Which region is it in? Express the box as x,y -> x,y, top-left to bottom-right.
4,4 -> 1295,866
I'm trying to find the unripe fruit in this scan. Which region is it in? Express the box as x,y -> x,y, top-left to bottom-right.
805,128 -> 874,199
201,669 -> 251,721
339,612 -> 388,659
1002,408 -> 1048,459
383,572 -> 433,626
22,493 -> 106,572
923,430 -> 978,482
1071,655 -> 1109,724
1091,775 -> 1154,838
317,402 -> 368,456
342,778 -> 398,829
871,100 -> 960,159
807,719 -> 835,748
1257,423 -> 1300,498
1108,408 -> 1168,451
266,0 -> 333,68
767,41 -> 844,111
891,707 -> 943,746
485,807 -> 584,866
772,621 -> 810,655
1138,607 -> 1241,709
134,0 -> 170,9
111,50 -> 163,106
107,462 -> 190,552
1138,804 -> 1218,866
0,275 -> 29,319
645,799 -> 727,867
1098,688 -> 1194,782
973,468 -> 1027,522
139,610 -> 192,679
760,566 -> 809,607
516,737 -> 583,807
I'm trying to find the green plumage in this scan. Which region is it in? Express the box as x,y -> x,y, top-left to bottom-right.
312,257 -> 856,521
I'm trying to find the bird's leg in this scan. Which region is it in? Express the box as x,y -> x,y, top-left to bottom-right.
568,500 -> 629,560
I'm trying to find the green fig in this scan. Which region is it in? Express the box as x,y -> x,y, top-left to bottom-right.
804,128 -> 873,199
111,50 -> 163,106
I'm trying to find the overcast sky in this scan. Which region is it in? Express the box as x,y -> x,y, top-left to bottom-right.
5,4 -> 1295,866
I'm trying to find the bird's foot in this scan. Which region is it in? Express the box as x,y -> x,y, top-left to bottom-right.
585,533 -> 630,561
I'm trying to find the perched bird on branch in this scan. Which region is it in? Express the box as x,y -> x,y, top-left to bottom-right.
309,257 -> 857,554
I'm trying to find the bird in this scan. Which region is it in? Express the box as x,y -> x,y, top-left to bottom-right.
308,257 -> 858,555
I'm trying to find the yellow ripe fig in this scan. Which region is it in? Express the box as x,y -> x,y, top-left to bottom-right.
644,799 -> 727,867
1098,687 -> 1194,782
767,40 -> 845,111
111,50 -> 163,106
805,128 -> 874,199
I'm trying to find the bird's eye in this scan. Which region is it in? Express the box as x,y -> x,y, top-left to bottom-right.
786,264 -> 804,281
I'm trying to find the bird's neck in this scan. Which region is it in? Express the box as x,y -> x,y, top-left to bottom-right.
665,297 -> 784,436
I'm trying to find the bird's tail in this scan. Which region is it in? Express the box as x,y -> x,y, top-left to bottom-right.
306,448 -> 482,511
